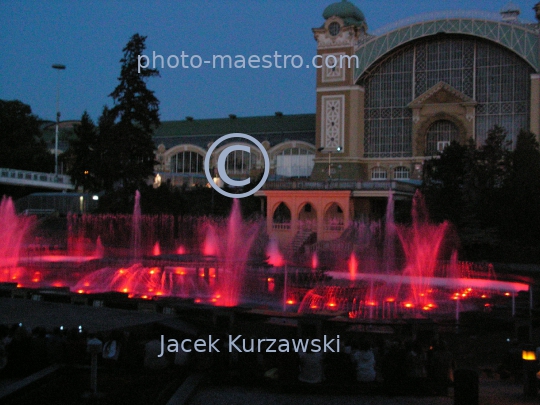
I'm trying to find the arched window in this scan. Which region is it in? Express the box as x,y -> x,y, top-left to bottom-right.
324,203 -> 344,231
393,166 -> 410,179
298,203 -> 317,230
275,147 -> 315,177
170,151 -> 204,173
224,149 -> 257,176
272,203 -> 291,230
361,36 -> 532,155
425,120 -> 460,155
371,167 -> 387,180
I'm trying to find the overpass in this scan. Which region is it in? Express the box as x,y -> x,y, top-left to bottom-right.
0,168 -> 74,190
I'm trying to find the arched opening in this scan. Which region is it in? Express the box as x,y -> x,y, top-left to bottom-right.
393,166 -> 410,180
298,203 -> 317,231
275,147 -> 315,178
213,144 -> 262,181
272,203 -> 291,230
324,203 -> 345,232
170,151 -> 204,174
425,120 -> 460,155
360,35 -> 533,154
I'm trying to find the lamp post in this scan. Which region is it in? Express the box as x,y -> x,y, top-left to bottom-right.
523,345 -> 538,398
52,64 -> 66,177
317,146 -> 342,180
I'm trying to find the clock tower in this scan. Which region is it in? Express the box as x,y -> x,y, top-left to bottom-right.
311,0 -> 368,181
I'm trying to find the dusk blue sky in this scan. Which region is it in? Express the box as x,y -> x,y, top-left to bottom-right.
1,1 -> 537,123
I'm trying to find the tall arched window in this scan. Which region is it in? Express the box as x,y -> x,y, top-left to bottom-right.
224,149 -> 257,176
170,151 -> 204,173
272,202 -> 291,230
275,147 -> 315,177
426,120 -> 460,155
393,166 -> 410,179
324,203 -> 344,231
361,36 -> 532,155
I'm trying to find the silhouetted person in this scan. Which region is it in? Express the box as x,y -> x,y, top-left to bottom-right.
351,339 -> 376,382
404,341 -> 428,394
429,340 -> 455,396
298,347 -> 324,384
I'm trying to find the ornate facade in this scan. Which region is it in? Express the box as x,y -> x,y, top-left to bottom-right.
145,1 -> 540,250
257,1 -> 540,249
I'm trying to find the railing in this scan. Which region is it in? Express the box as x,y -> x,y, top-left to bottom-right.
0,168 -> 73,190
272,223 -> 291,230
325,222 -> 345,232
263,180 -> 418,193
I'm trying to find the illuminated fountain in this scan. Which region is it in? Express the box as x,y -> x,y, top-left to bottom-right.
0,196 -> 33,284
299,192 -> 530,319
73,198 -> 261,307
200,198 -> 261,306
0,189 -> 530,319
266,237 -> 284,267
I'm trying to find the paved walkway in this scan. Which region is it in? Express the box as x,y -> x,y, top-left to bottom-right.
186,377 -> 537,405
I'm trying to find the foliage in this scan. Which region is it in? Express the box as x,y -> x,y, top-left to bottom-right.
501,130 -> 540,252
107,33 -> 160,191
423,126 -> 540,263
65,112 -> 100,190
68,34 -> 159,193
0,100 -> 53,172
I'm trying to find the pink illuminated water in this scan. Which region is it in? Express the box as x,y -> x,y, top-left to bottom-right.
205,199 -> 260,306
0,188 -> 529,317
396,193 -> 450,307
298,191 -> 522,319
94,236 -> 104,258
203,227 -> 218,256
349,253 -> 357,281
73,198 -> 260,307
153,242 -> 161,256
266,237 -> 284,267
131,190 -> 142,261
311,252 -> 318,270
0,197 -> 33,283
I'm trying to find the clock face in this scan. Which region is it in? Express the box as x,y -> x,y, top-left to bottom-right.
329,22 -> 340,36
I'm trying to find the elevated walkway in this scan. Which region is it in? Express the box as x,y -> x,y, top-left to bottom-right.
0,168 -> 74,190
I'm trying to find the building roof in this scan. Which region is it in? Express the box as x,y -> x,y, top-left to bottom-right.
41,114 -> 316,152
155,113 -> 315,137
323,0 -> 365,26
153,113 -> 316,149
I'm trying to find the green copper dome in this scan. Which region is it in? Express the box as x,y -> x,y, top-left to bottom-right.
323,0 -> 365,26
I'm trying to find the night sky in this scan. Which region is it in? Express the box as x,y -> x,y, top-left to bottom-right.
1,0 -> 536,122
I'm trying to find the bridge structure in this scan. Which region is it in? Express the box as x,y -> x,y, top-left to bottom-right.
0,168 -> 74,191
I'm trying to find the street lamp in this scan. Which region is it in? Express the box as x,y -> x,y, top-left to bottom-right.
523,345 -> 538,398
52,64 -> 66,177
317,146 -> 342,179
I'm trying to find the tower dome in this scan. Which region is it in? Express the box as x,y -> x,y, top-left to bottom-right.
323,0 -> 365,27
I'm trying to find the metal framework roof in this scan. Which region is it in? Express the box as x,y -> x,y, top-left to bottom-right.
355,17 -> 540,81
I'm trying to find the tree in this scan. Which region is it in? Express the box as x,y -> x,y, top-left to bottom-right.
502,129 -> 540,252
0,99 -> 53,172
96,106 -> 118,191
474,126 -> 511,229
66,34 -> 160,194
66,111 -> 100,191
422,127 -> 515,261
106,33 -> 160,191
422,140 -> 470,224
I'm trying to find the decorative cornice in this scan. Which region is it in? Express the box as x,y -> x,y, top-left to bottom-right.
313,17 -> 362,49
409,81 -> 476,108
317,85 -> 364,92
